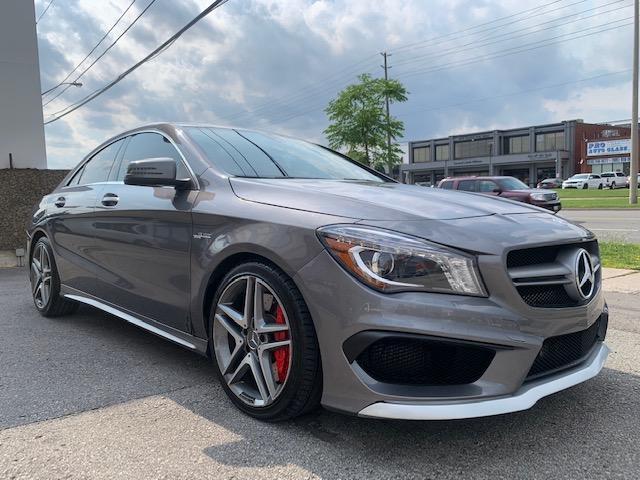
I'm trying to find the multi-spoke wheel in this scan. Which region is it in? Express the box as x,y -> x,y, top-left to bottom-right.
210,262 -> 322,421
29,237 -> 78,317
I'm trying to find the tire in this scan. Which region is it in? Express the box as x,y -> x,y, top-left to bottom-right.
610,182 -> 616,190
598,183 -> 603,190
209,261 -> 322,421
30,237 -> 79,317
582,183 -> 588,189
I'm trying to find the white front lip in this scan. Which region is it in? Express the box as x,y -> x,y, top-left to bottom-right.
358,342 -> 609,420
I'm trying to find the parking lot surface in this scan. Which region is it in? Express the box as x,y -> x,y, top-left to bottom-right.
1,267 -> 639,479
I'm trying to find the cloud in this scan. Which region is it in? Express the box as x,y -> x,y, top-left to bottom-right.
35,0 -> 633,169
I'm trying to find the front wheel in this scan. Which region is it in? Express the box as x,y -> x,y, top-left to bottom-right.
30,237 -> 78,317
210,262 -> 322,421
582,183 -> 588,189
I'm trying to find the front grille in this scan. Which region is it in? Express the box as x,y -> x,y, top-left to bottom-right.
543,192 -> 557,201
517,285 -> 575,308
356,337 -> 495,386
526,318 -> 605,380
507,241 -> 600,308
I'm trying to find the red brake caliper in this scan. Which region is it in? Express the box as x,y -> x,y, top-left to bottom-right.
273,305 -> 290,383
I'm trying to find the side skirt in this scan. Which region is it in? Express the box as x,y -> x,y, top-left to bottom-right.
61,286 -> 209,355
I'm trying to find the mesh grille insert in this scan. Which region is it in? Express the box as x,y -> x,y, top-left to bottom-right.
356,337 -> 495,386
517,285 -> 576,308
527,319 -> 604,380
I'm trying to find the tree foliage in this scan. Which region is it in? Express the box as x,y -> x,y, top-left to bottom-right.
324,73 -> 408,171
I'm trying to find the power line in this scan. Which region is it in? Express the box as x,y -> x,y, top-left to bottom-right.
43,0 -> 158,108
45,0 -> 230,124
396,18 -> 632,80
42,0 -> 138,98
399,70 -> 631,117
266,24 -> 630,126
392,0 -> 630,68
36,0 -> 56,24
219,0 -> 587,125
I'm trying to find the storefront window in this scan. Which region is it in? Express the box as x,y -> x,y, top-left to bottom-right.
454,139 -> 493,159
413,147 -> 430,163
435,144 -> 449,161
535,131 -> 565,152
501,167 -> 531,186
536,166 -> 556,183
504,135 -> 529,154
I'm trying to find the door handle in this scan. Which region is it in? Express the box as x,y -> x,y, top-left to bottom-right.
54,197 -> 66,208
101,193 -> 119,207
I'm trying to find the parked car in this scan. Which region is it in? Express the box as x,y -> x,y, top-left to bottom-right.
27,123 -> 607,422
438,176 -> 561,212
627,173 -> 640,188
537,177 -> 563,189
562,173 -> 603,189
599,172 -> 627,189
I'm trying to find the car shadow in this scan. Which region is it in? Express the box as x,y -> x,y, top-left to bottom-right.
162,366 -> 640,478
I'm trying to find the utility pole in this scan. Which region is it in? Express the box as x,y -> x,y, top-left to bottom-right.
631,0 -> 639,203
381,51 -> 392,176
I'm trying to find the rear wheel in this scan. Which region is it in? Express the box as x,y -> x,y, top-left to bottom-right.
210,262 -> 322,421
30,237 -> 78,317
598,183 -> 603,190
610,182 -> 616,190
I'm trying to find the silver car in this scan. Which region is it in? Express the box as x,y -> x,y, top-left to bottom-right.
27,123 -> 608,421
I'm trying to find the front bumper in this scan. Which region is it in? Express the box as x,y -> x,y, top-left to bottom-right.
358,342 -> 609,420
531,200 -> 561,212
294,249 -> 607,419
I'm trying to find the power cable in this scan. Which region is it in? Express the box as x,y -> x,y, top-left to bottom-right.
43,0 -> 158,108
45,0 -> 230,124
36,0 -> 56,24
42,0 -> 138,98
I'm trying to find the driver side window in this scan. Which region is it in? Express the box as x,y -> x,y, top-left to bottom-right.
115,133 -> 190,181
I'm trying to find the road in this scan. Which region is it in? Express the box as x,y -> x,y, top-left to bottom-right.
1,267 -> 639,479
560,209 -> 640,243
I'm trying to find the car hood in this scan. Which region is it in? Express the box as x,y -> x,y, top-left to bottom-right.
509,188 -> 555,195
230,178 -> 544,221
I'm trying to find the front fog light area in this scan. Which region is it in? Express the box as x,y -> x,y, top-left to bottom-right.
317,225 -> 487,296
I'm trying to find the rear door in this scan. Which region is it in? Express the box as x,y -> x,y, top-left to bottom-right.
90,132 -> 197,332
48,140 -> 124,293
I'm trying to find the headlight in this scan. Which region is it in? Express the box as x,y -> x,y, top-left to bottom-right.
316,225 -> 487,296
529,192 -> 547,201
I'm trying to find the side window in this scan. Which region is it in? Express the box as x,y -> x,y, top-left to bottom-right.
116,133 -> 189,181
458,180 -> 476,192
78,140 -> 123,185
477,180 -> 498,192
440,180 -> 453,190
591,174 -> 600,179
66,166 -> 85,186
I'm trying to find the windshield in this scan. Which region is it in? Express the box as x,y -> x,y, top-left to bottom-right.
497,177 -> 529,190
186,127 -> 386,182
571,174 -> 589,179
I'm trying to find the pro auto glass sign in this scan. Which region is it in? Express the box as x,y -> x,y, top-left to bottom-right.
587,139 -> 630,156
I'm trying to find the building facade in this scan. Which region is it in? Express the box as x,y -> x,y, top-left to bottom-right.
580,124 -> 632,175
0,0 -> 47,169
402,120 -> 629,187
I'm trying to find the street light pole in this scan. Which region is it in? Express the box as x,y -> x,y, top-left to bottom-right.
41,82 -> 82,96
631,0 -> 639,203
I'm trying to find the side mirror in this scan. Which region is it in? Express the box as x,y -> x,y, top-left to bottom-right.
124,158 -> 191,189
492,187 -> 502,194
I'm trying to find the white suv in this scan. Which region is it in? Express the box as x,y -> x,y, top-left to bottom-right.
600,172 -> 627,189
562,173 -> 603,189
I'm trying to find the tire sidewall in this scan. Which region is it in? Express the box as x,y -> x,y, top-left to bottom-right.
210,262 -> 317,420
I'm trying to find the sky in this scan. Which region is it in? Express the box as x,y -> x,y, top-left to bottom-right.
35,0 -> 634,169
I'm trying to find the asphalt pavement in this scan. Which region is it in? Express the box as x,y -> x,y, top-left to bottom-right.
1,267 -> 639,479
560,209 -> 640,243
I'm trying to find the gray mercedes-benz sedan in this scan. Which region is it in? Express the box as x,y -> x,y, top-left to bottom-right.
27,123 -> 608,421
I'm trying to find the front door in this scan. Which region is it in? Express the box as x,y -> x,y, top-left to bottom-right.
90,132 -> 196,332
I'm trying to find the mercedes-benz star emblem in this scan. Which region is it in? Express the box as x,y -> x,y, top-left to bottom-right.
575,249 -> 595,300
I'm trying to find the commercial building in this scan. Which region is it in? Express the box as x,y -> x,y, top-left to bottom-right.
581,124 -> 632,175
401,119 -> 631,187
0,0 -> 47,168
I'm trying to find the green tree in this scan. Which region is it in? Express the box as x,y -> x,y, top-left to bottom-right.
324,73 -> 408,173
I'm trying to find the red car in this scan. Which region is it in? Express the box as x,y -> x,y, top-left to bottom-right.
437,176 -> 562,212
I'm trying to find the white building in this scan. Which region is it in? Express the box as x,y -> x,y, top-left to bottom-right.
0,0 -> 47,169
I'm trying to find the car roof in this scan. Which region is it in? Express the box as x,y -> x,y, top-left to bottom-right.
442,176 -> 514,181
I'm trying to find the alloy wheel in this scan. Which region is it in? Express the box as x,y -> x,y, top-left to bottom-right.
213,275 -> 292,407
31,242 -> 52,309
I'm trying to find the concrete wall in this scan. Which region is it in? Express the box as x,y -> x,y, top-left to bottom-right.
0,169 -> 68,251
0,1 -> 47,169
